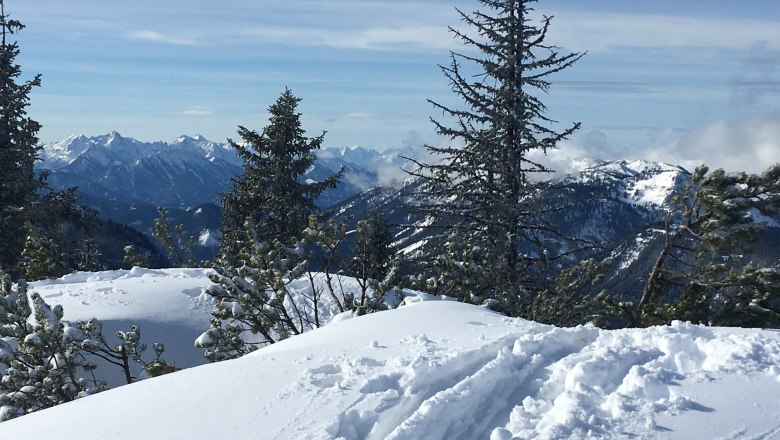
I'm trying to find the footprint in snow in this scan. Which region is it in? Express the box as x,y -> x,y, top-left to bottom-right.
306,364 -> 344,388
359,373 -> 402,394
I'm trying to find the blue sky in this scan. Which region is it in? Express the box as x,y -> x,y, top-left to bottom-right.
11,0 -> 780,173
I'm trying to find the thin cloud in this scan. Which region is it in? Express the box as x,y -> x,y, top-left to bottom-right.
547,12 -> 780,53
556,81 -> 662,95
343,112 -> 375,119
731,42 -> 780,107
129,30 -> 199,46
180,107 -> 214,116
334,26 -> 456,51
241,25 -> 456,51
326,112 -> 377,123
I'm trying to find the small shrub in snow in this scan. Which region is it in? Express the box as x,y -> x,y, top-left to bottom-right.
346,208 -> 400,313
199,215 -> 404,362
78,320 -> 174,384
153,207 -> 198,268
198,222 -> 309,361
122,245 -> 150,269
0,276 -> 103,421
530,258 -> 609,327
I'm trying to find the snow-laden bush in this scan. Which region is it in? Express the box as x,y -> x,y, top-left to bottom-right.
0,276 -> 102,421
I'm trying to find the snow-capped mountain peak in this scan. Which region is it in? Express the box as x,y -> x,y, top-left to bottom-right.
36,133 -> 244,207
576,159 -> 689,208
170,134 -> 241,164
38,134 -> 94,168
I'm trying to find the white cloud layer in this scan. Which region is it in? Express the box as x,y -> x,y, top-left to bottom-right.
530,115 -> 780,177
547,12 -> 780,53
648,114 -> 780,174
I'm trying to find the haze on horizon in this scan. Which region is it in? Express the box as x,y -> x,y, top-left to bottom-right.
12,0 -> 780,174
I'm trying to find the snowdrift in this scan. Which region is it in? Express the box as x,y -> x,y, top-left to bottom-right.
2,295 -> 780,439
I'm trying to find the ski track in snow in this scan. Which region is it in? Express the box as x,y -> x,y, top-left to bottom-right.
261,311 -> 780,440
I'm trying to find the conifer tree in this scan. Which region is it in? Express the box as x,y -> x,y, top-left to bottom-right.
153,207 -> 196,268
351,209 -> 393,282
630,164 -> 780,327
530,257 -> 608,327
303,215 -> 349,315
0,2 -> 43,276
19,222 -> 66,281
122,245 -> 150,269
409,226 -> 496,304
21,189 -> 102,279
219,89 -> 342,256
407,0 -> 584,310
348,209 -> 396,309
201,91 -> 345,361
198,221 -> 308,361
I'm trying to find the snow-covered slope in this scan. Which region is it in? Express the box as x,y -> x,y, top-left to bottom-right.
574,159 -> 689,208
2,290 -> 780,439
28,268 -> 217,385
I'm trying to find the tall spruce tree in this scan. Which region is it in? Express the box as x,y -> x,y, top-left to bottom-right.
0,2 -> 43,276
201,90 -> 343,361
219,89 -> 342,256
407,0 -> 583,311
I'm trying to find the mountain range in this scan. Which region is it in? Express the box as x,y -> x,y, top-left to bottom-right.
37,132 -> 421,241
37,133 -> 778,289
329,158 -> 779,300
331,158 -> 689,250
38,132 -> 418,208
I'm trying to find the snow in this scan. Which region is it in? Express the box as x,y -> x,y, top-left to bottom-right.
2,271 -> 780,439
617,229 -> 658,270
37,132 -> 243,172
578,159 -> 688,209
198,229 -> 218,247
399,237 -> 428,256
626,167 -> 681,207
28,268 -> 217,385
